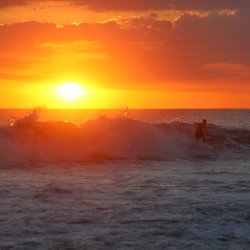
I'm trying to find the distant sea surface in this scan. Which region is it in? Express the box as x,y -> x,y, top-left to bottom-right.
1,108 -> 250,128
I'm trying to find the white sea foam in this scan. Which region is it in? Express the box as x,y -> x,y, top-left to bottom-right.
0,109 -> 249,167
1,160 -> 250,249
1,110 -> 250,249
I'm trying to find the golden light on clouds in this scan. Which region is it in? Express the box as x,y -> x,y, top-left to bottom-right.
0,0 -> 250,108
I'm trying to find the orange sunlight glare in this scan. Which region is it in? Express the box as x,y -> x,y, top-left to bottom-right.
58,83 -> 84,101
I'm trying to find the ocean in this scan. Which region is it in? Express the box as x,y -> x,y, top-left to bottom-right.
0,109 -> 250,249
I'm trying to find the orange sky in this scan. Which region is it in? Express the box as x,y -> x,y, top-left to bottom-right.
0,0 -> 250,108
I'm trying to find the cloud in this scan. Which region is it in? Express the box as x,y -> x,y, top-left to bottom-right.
0,0 -> 27,8
203,62 -> 250,75
2,0 -> 249,11
68,0 -> 250,11
0,10 -> 250,91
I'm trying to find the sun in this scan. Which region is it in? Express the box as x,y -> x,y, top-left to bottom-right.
58,82 -> 84,101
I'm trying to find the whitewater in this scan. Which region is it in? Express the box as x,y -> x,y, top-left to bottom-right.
0,109 -> 250,249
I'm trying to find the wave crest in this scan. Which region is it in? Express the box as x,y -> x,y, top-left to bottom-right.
0,110 -> 249,166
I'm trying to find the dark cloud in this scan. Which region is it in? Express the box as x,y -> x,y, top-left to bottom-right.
1,11 -> 250,90
68,0 -> 250,11
2,0 -> 249,11
0,21 -> 58,53
0,0 -> 27,8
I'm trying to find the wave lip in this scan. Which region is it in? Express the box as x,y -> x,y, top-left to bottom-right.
0,110 -> 249,166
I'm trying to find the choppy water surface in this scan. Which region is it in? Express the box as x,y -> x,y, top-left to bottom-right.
0,109 -> 250,249
1,109 -> 250,129
1,160 -> 250,250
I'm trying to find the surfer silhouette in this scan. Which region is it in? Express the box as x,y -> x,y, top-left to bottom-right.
194,119 -> 207,142
124,106 -> 129,119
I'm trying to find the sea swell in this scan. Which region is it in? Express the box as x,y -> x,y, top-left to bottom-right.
0,109 -> 249,166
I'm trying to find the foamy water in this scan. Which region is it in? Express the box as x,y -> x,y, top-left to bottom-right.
0,109 -> 250,249
1,161 -> 250,249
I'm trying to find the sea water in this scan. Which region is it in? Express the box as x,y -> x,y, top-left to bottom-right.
0,109 -> 250,249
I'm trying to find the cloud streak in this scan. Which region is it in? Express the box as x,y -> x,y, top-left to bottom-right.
68,0 -> 250,11
1,0 -> 250,11
0,0 -> 27,8
0,10 -> 250,91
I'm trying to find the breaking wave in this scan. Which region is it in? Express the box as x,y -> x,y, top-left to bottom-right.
0,109 -> 249,167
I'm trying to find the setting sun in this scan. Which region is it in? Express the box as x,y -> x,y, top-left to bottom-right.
58,83 -> 84,101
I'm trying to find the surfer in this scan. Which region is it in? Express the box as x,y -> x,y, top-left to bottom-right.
194,119 -> 207,142
124,106 -> 129,119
